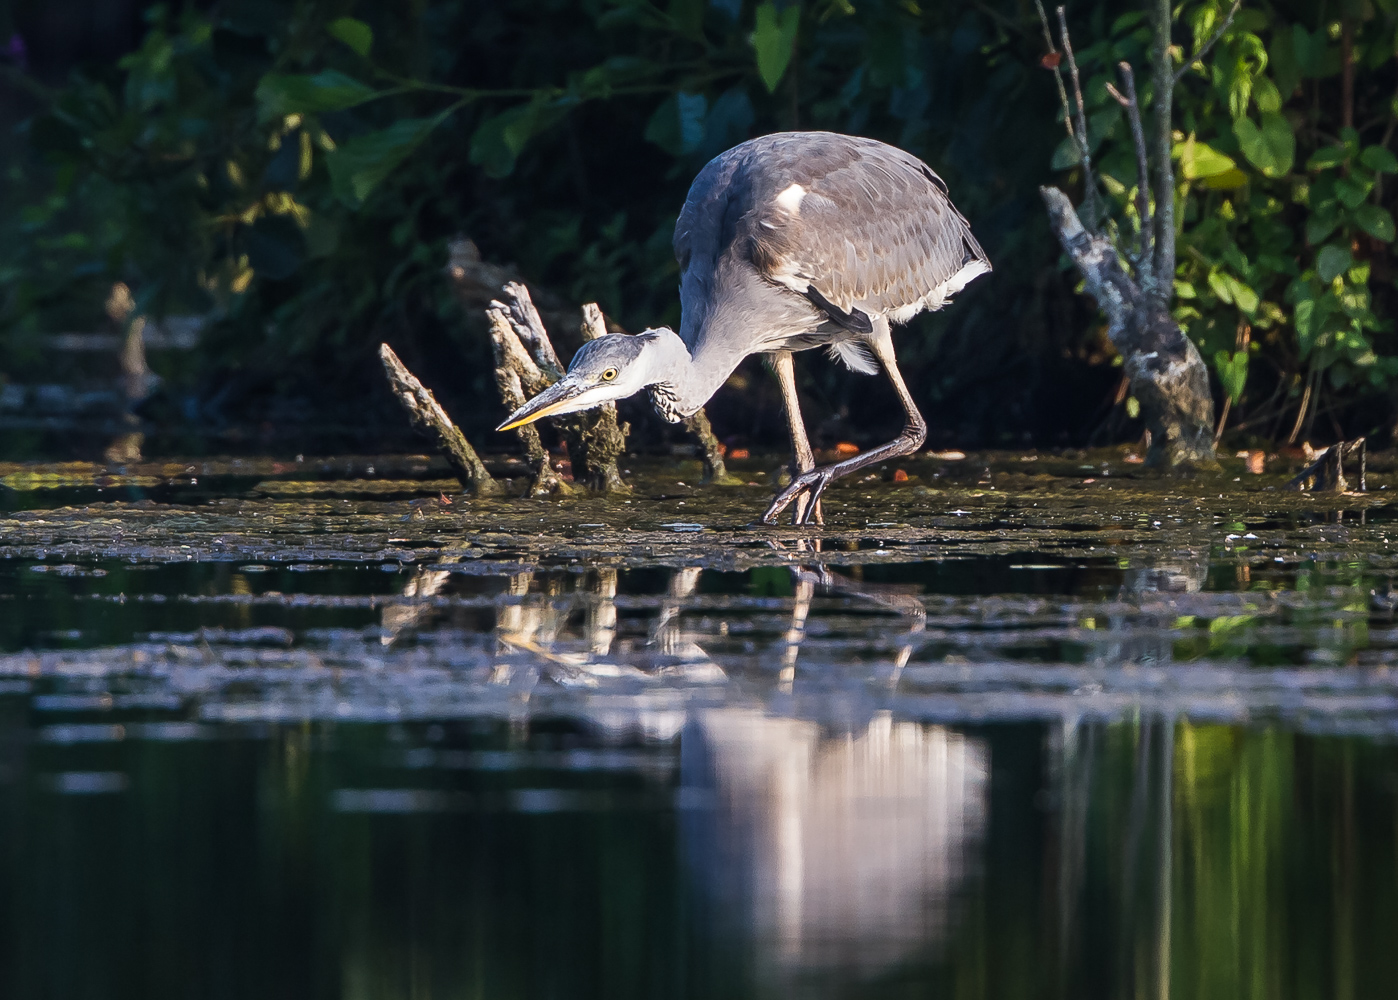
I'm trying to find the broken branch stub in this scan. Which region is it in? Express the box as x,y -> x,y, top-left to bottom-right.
571,303 -> 631,493
1286,438 -> 1366,493
487,307 -> 571,496
1040,187 -> 1216,467
378,343 -> 500,495
443,238 -> 730,472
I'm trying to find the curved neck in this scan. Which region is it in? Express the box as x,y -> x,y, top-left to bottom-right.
643,327 -> 737,417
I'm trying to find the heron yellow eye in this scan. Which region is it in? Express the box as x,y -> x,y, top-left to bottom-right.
601,367 -> 618,381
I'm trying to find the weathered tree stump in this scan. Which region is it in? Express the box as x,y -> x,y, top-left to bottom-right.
1286,438 -> 1366,492
485,304 -> 572,497
378,343 -> 500,495
443,236 -> 730,478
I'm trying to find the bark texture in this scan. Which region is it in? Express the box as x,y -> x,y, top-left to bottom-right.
1041,187 -> 1216,467
1286,437 -> 1366,492
444,236 -> 725,468
378,343 -> 500,495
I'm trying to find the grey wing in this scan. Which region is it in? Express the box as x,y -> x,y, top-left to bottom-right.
746,139 -> 991,326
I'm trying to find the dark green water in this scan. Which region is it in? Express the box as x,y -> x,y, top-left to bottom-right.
2,452 -> 1398,999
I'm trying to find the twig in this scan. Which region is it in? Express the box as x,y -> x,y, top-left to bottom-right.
378,343 -> 500,495
1034,1 -> 1077,154
1106,62 -> 1154,291
1171,0 -> 1243,85
1286,364 -> 1316,446
1056,5 -> 1100,230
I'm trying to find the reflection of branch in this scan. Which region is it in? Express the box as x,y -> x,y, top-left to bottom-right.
1106,62 -> 1154,291
1172,0 -> 1242,85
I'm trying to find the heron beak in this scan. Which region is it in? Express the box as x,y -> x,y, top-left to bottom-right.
496,378 -> 590,432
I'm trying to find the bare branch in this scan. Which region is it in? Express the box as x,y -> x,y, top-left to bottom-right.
1033,0 -> 1076,150
1056,6 -> 1100,230
1172,0 -> 1242,85
1106,62 -> 1154,290
1151,0 -> 1177,299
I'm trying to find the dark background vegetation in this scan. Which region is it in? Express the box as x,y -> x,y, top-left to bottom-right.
1,0 -> 1396,457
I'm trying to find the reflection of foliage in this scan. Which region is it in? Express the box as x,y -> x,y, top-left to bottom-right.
1057,1 -> 1398,440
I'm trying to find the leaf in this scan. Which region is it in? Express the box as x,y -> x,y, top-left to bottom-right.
1253,76 -> 1282,114
1213,350 -> 1249,403
328,17 -> 373,57
327,111 -> 450,207
643,91 -> 707,155
255,70 -> 379,123
1361,145 -> 1398,174
753,1 -> 800,93
1317,243 -> 1353,283
1233,112 -> 1294,177
1353,204 -> 1396,242
1174,137 -> 1238,180
469,98 -> 573,178
1334,175 -> 1372,209
1305,207 -> 1340,246
1208,272 -> 1259,315
1125,396 -> 1140,419
1051,134 -> 1081,170
1306,145 -> 1348,171
1199,168 -> 1249,190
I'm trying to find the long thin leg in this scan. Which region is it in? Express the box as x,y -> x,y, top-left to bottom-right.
770,351 -> 823,525
762,324 -> 926,525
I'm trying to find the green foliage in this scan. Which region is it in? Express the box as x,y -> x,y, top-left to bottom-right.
0,0 -> 1054,441
1061,0 -> 1398,436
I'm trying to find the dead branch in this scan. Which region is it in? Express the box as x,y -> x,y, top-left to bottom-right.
1055,6 -> 1100,229
487,306 -> 571,496
378,343 -> 500,495
1034,0 -> 1076,155
1106,62 -> 1154,290
569,303 -> 631,492
444,236 -> 726,468
1041,186 -> 1215,466
1172,0 -> 1243,85
1286,437 -> 1365,492
498,282 -> 564,381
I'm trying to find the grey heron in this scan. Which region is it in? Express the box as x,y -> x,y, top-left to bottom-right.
498,131 -> 990,524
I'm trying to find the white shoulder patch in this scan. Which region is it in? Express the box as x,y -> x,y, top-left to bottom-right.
775,183 -> 807,214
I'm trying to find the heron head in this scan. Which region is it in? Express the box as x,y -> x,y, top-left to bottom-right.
496,330 -> 678,431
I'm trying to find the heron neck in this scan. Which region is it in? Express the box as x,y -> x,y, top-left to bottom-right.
646,327 -> 735,417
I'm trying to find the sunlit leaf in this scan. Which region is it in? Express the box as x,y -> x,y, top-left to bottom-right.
753,1 -> 800,93
1306,145 -> 1348,171
255,71 -> 379,123
1233,112 -> 1294,177
328,17 -> 373,57
1174,137 -> 1238,180
1213,350 -> 1249,403
327,111 -> 451,207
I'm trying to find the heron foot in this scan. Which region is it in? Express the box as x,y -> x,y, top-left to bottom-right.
761,470 -> 832,525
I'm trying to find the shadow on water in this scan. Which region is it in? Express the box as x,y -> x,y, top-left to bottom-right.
2,451 -> 1398,997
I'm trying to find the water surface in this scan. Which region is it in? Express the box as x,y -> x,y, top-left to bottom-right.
1,451 -> 1396,998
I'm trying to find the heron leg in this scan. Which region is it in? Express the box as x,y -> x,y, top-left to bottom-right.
770,351 -> 823,525
762,326 -> 926,525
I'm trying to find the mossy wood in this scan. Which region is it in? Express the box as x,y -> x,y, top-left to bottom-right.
377,343 -> 500,495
